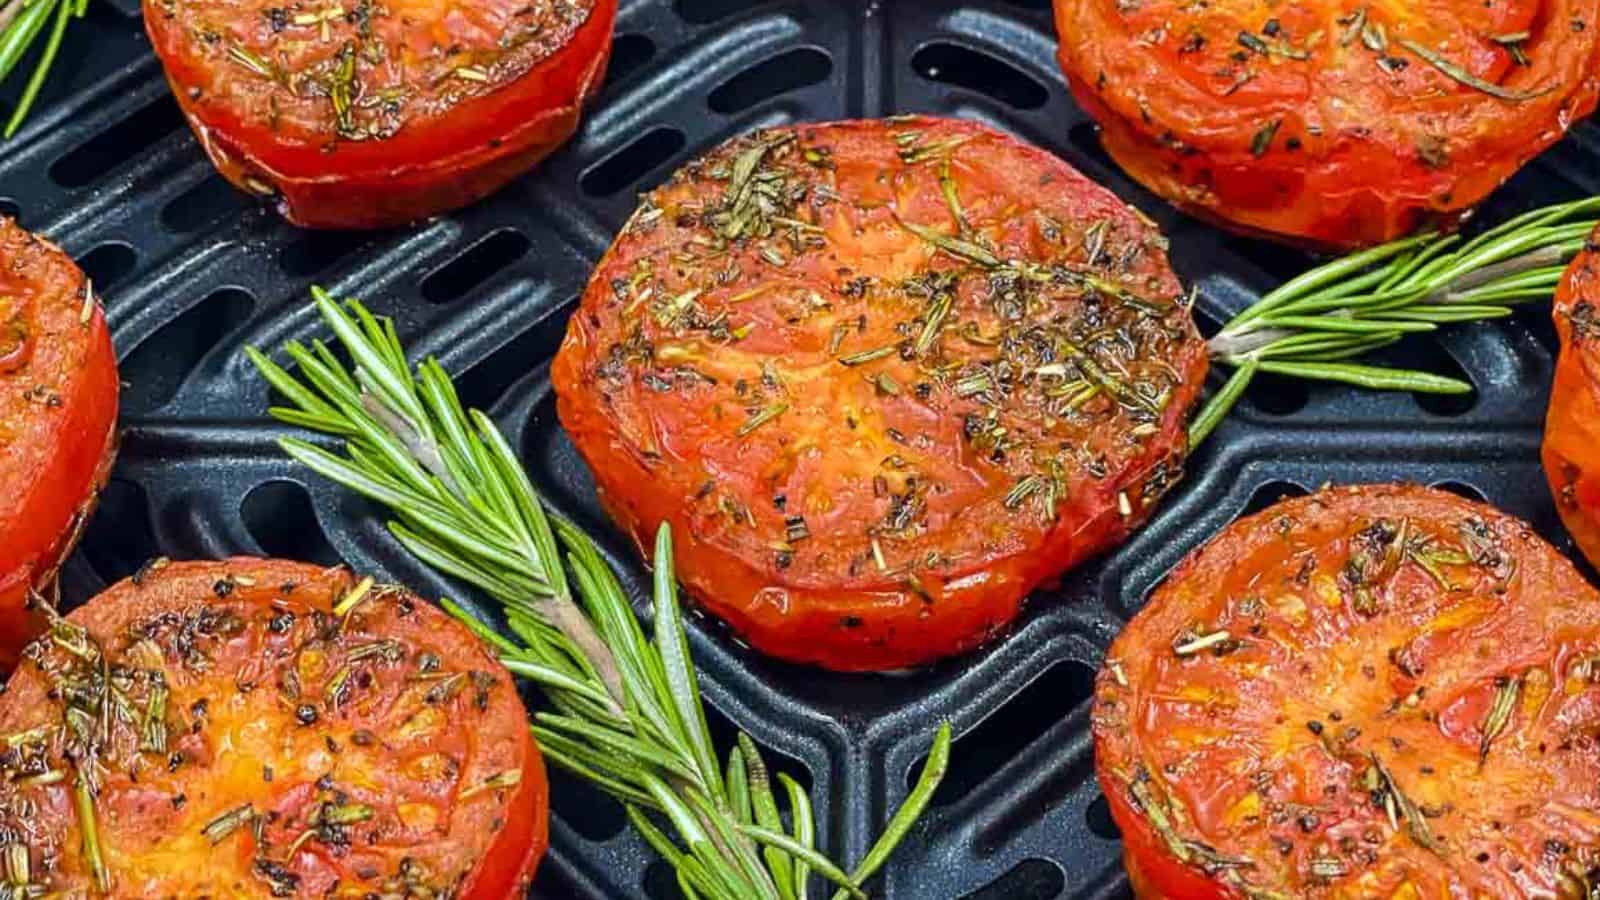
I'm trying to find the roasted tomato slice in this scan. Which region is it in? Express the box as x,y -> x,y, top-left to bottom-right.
1095,484 -> 1600,898
0,219 -> 118,671
553,117 -> 1208,671
0,558 -> 547,897
143,0 -> 616,229
1545,226 -> 1600,571
1055,0 -> 1600,248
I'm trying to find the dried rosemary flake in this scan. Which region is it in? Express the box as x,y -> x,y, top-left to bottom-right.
838,345 -> 897,366
204,803 -> 256,845
461,769 -> 523,799
1478,674 -> 1522,763
1400,38 -> 1555,101
227,45 -> 276,79
737,401 -> 790,437
1251,119 -> 1282,158
1173,630 -> 1231,657
333,576 -> 375,617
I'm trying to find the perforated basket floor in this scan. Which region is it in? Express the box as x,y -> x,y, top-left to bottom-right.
3,1 -> 1596,897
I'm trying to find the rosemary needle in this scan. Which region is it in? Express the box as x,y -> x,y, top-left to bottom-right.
0,0 -> 86,138
249,289 -> 953,899
1190,196 -> 1600,449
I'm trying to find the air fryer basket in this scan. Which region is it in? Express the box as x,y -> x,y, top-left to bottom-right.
2,1 -> 1592,897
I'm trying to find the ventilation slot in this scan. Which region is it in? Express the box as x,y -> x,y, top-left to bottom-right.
674,0 -> 773,24
241,480 -> 343,567
121,287 -> 255,412
912,660 -> 1095,805
161,176 -> 249,233
78,242 -> 137,292
1240,480 -> 1309,519
961,859 -> 1065,900
279,230 -> 378,279
709,47 -> 834,113
421,229 -> 533,304
912,42 -> 1048,110
51,97 -> 186,188
581,127 -> 687,197
80,478 -> 159,585
1085,792 -> 1120,839
549,768 -> 628,842
454,302 -> 573,411
608,33 -> 658,84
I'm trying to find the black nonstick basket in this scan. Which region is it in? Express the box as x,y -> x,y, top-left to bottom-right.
5,1 -> 1594,897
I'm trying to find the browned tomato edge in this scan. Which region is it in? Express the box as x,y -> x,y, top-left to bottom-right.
145,0 -> 617,229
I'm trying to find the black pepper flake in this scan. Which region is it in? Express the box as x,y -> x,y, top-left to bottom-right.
296,704 -> 319,726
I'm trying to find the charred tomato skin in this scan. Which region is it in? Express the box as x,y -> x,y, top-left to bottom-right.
144,0 -> 616,229
0,220 -> 118,672
554,117 -> 1207,671
1546,227 -> 1600,570
1096,484 -> 1600,898
1055,0 -> 1600,248
0,558 -> 547,897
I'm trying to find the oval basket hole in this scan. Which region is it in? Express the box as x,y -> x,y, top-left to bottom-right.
709,47 -> 834,114
78,242 -> 137,291
549,767 -> 627,842
1241,480 -> 1309,519
961,859 -> 1066,900
1067,120 -> 1114,170
608,33 -> 657,84
421,228 -> 532,304
1244,369 -> 1310,417
644,860 -> 684,900
51,96 -> 186,188
910,660 -> 1095,805
279,230 -> 376,279
1085,792 -> 1121,840
161,176 -> 250,233
912,42 -> 1048,110
0,199 -> 18,221
241,480 -> 343,567
674,0 -> 770,24
581,127 -> 687,197
1398,337 -> 1477,416
122,287 -> 256,412
1430,480 -> 1488,503
80,478 -> 159,585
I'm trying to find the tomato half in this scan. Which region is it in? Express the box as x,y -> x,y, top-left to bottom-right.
0,219 -> 118,671
1055,0 -> 1600,248
553,117 -> 1208,670
0,558 -> 547,897
1095,484 -> 1600,897
143,0 -> 617,229
1545,227 -> 1600,572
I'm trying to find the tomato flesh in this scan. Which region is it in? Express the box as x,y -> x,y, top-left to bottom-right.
0,558 -> 547,897
144,0 -> 616,228
554,117 -> 1207,670
1544,226 -> 1600,574
1055,0 -> 1600,247
0,220 -> 118,671
1095,484 -> 1600,897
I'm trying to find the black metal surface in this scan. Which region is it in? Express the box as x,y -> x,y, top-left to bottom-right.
2,1 -> 1596,897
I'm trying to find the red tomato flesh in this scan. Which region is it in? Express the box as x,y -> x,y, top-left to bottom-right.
554,117 -> 1208,670
144,0 -> 617,229
0,558 -> 547,897
1055,0 -> 1600,248
1545,226 -> 1600,573
0,219 -> 118,671
1096,484 -> 1600,897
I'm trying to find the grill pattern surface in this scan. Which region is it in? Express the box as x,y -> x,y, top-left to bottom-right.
3,1 -> 1595,897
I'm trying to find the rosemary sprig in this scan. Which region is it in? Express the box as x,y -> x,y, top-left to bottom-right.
1190,196 -> 1600,447
247,289 -> 952,899
0,0 -> 86,138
